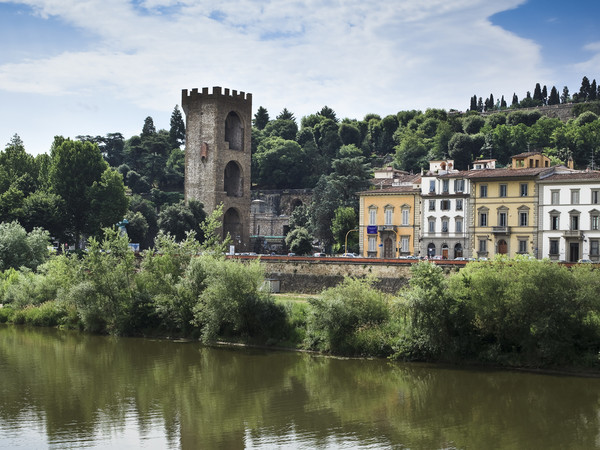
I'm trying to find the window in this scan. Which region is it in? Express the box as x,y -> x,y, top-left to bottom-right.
440,200 -> 450,211
480,212 -> 488,227
593,190 -> 599,205
591,214 -> 599,231
480,185 -> 488,198
571,214 -> 579,231
456,199 -> 463,211
551,214 -> 560,230
551,190 -> 560,205
518,239 -> 528,254
499,184 -> 507,197
478,239 -> 487,253
402,208 -> 410,226
429,180 -> 435,193
442,179 -> 449,193
591,240 -> 599,257
428,219 -> 435,233
429,200 -> 435,211
368,236 -> 377,252
571,189 -> 580,205
498,211 -> 507,227
455,218 -> 463,233
519,212 -> 528,227
401,236 -> 409,253
442,219 -> 449,233
520,183 -> 528,197
454,179 -> 464,192
369,208 -> 376,226
384,207 -> 393,225
549,239 -> 559,255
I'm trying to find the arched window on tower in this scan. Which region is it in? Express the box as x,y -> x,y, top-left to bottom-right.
225,111 -> 243,151
224,161 -> 242,197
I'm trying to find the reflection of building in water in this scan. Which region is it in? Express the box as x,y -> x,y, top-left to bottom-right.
250,189 -> 312,253
182,86 -> 252,250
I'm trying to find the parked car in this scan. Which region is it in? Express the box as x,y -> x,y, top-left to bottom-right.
578,259 -> 593,263
342,253 -> 358,257
313,252 -> 327,257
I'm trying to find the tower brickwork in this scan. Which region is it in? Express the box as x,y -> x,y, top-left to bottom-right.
182,86 -> 252,250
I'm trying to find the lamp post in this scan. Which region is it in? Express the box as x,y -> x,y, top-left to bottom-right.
344,228 -> 358,255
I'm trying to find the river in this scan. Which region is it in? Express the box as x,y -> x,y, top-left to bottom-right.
0,325 -> 598,449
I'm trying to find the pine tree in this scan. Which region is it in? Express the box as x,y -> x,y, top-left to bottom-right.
253,106 -> 269,130
548,86 -> 560,105
590,79 -> 597,101
276,108 -> 296,122
579,76 -> 591,101
477,97 -> 483,112
470,95 -> 477,111
561,86 -> 570,104
500,95 -> 507,108
169,105 -> 186,148
141,117 -> 156,137
512,93 -> 519,106
542,85 -> 548,105
533,83 -> 542,102
489,93 -> 494,110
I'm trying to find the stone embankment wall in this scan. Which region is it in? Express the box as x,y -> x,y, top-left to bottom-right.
259,259 -> 448,294
481,103 -> 575,122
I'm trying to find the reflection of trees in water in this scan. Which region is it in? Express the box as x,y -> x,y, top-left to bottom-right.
1,326 -> 599,449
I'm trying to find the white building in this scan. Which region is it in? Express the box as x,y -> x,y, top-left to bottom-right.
539,170 -> 600,262
420,160 -> 471,259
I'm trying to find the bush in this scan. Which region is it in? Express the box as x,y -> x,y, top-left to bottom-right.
0,221 -> 50,271
192,257 -> 287,342
305,277 -> 391,355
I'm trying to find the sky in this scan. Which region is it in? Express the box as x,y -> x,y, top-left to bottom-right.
0,0 -> 598,156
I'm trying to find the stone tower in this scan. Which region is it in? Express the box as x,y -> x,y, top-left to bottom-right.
182,86 -> 252,250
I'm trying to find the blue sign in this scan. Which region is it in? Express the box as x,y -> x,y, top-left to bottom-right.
367,226 -> 378,234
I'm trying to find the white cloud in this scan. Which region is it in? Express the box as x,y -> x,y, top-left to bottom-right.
0,0 -> 553,153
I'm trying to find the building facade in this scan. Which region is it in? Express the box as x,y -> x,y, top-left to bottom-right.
358,182 -> 421,258
420,160 -> 471,259
538,171 -> 600,262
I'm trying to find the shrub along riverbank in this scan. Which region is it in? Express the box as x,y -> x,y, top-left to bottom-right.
1,230 -> 599,370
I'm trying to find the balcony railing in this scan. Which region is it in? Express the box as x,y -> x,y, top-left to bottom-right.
492,226 -> 511,234
563,230 -> 583,238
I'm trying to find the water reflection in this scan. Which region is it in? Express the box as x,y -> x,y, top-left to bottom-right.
0,325 -> 599,449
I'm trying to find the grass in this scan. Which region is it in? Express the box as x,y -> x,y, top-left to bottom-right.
272,293 -> 316,304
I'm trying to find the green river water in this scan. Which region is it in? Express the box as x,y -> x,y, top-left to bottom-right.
0,325 -> 599,449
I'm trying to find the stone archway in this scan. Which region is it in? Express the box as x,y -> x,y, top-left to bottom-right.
223,207 -> 242,244
224,161 -> 242,197
225,111 -> 243,151
454,243 -> 463,258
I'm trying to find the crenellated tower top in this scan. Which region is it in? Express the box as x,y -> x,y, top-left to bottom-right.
182,86 -> 252,106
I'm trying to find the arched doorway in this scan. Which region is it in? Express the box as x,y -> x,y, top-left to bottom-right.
497,239 -> 508,255
223,207 -> 242,245
454,243 -> 463,258
224,161 -> 242,197
441,244 -> 449,259
383,236 -> 394,258
225,112 -> 243,151
427,243 -> 436,258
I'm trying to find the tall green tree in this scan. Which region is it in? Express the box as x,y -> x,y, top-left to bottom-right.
89,168 -> 129,237
169,105 -> 186,148
49,138 -> 108,246
253,106 -> 270,130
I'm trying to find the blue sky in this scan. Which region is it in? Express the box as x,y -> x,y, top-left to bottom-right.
0,0 -> 598,155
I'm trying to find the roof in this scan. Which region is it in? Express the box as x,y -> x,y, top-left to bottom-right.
466,167 -> 550,179
512,151 -> 544,158
540,171 -> 600,182
358,185 -> 420,195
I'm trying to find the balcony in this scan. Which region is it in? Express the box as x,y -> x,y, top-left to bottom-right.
378,225 -> 397,232
563,230 -> 583,239
492,226 -> 511,235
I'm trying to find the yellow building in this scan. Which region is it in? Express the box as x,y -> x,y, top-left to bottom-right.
358,184 -> 421,258
468,153 -> 552,259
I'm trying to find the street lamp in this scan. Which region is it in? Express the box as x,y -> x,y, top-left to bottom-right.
344,228 -> 358,255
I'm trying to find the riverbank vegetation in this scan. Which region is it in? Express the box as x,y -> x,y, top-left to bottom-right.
0,228 -> 599,370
